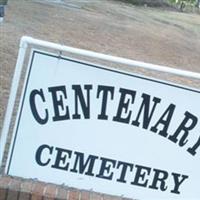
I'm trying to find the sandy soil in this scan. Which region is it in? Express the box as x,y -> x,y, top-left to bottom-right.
0,0 -> 200,133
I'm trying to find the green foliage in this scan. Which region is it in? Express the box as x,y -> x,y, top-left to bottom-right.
117,0 -> 199,10
0,0 -> 8,6
169,0 -> 196,3
119,0 -> 170,7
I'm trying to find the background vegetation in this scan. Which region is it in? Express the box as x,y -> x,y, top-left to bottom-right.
117,0 -> 200,9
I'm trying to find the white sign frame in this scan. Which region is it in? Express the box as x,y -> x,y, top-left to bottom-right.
0,36 -> 200,199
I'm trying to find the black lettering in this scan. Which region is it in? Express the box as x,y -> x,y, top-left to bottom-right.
96,157 -> 116,180
171,173 -> 188,194
168,111 -> 198,147
113,88 -> 136,124
131,165 -> 151,187
35,144 -> 53,166
70,152 -> 98,176
72,85 -> 92,119
30,89 -> 48,124
149,168 -> 168,191
48,86 -> 70,121
150,104 -> 176,137
51,147 -> 72,170
132,94 -> 161,129
97,85 -> 114,120
116,161 -> 133,183
187,136 -> 200,156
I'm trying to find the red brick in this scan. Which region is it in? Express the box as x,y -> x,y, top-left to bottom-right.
68,189 -> 80,200
1,177 -> 136,200
0,176 -> 12,189
19,192 -> 31,200
43,184 -> 57,200
31,194 -> 43,200
31,181 -> 46,200
80,190 -> 90,200
7,189 -> 19,200
18,179 -> 33,200
8,178 -> 21,191
103,194 -> 121,200
0,188 -> 7,200
7,178 -> 21,200
90,192 -> 102,200
20,179 -> 33,193
0,177 -> 13,200
55,186 -> 68,200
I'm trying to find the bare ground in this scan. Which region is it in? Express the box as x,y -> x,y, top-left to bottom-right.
0,0 -> 200,134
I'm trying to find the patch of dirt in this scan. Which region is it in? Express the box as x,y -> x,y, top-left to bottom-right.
0,0 -> 200,133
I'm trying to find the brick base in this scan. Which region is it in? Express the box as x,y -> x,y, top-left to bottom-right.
0,176 -> 134,200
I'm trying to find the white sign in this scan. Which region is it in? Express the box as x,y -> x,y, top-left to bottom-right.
6,50 -> 200,199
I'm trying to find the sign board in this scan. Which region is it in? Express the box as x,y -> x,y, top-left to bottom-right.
5,49 -> 200,199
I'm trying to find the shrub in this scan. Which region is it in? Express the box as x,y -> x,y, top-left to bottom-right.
119,0 -> 171,7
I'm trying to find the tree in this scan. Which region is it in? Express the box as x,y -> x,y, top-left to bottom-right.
0,0 -> 8,5
197,0 -> 200,8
